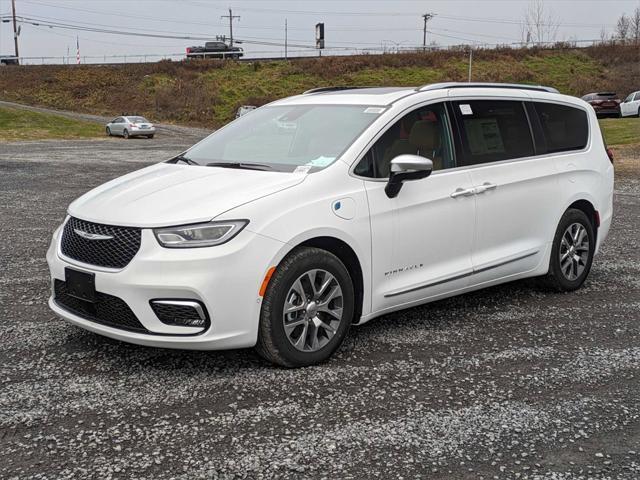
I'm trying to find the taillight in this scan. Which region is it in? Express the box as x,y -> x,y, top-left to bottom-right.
130,123 -> 136,128
186,47 -> 191,54
606,147 -> 614,164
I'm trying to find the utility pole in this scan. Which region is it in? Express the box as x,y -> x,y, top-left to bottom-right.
221,8 -> 240,47
422,13 -> 435,51
284,18 -> 288,60
468,48 -> 473,82
11,0 -> 20,63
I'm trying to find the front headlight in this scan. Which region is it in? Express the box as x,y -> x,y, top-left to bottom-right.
153,220 -> 249,248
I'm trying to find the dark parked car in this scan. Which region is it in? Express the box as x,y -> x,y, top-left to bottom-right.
581,92 -> 621,118
186,41 -> 243,60
0,55 -> 19,66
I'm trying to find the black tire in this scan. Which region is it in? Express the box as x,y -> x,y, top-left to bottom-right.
147,134 -> 154,139
542,208 -> 595,292
255,247 -> 354,368
636,107 -> 640,118
123,129 -> 129,139
106,127 -> 111,136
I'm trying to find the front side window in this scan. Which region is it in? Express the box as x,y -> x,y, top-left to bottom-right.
454,100 -> 534,165
534,102 -> 588,153
185,105 -> 383,172
354,102 -> 455,178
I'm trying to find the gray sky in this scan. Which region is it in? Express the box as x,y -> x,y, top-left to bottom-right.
1,0 -> 638,63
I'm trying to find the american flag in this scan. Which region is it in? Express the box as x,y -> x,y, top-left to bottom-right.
76,36 -> 80,65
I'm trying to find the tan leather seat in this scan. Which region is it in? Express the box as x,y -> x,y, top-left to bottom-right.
408,120 -> 443,170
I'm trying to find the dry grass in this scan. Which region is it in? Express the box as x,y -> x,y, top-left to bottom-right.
0,45 -> 637,128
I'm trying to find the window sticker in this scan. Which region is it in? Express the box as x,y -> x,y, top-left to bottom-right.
464,118 -> 505,155
364,107 -> 385,114
459,104 -> 473,115
293,165 -> 312,174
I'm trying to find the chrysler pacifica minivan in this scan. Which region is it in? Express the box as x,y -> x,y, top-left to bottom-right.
47,83 -> 614,367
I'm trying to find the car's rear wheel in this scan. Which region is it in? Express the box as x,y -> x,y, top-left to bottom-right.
123,129 -> 129,139
106,127 -> 111,136
636,107 -> 640,118
147,134 -> 154,139
542,208 -> 595,292
255,247 -> 354,367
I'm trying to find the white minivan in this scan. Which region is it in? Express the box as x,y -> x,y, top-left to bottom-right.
47,83 -> 614,367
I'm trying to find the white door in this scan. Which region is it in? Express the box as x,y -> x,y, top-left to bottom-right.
112,117 -> 124,135
451,99 -> 559,283
621,92 -> 640,117
357,102 -> 477,314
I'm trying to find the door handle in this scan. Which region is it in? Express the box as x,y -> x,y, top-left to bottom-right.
474,182 -> 498,194
450,187 -> 476,198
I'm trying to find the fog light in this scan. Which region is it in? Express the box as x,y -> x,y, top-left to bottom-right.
150,300 -> 208,328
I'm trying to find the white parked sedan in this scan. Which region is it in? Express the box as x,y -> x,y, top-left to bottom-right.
620,90 -> 640,117
47,83 -> 614,367
106,115 -> 156,138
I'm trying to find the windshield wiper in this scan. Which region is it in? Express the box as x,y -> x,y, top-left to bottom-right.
206,162 -> 274,171
171,154 -> 199,165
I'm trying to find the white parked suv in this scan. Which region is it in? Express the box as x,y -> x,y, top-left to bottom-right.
47,83 -> 614,367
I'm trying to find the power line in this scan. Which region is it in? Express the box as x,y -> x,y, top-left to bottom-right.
422,13 -> 435,49
221,8 -> 240,47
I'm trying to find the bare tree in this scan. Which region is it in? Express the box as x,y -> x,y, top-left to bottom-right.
616,13 -> 630,41
599,26 -> 609,44
631,7 -> 640,44
521,0 -> 560,45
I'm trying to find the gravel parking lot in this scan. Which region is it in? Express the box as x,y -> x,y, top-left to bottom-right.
1,133 -> 639,479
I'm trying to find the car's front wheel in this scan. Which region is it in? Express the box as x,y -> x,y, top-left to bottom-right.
543,208 -> 595,292
256,247 -> 354,367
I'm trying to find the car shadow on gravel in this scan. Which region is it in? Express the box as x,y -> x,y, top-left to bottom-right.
57,277 -> 545,373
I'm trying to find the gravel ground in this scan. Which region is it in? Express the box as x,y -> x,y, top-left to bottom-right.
0,136 -> 638,480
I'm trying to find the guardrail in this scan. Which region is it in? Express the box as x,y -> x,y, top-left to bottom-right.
1,39 -> 621,66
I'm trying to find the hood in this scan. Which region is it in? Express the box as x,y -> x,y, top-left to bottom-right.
68,163 -> 306,228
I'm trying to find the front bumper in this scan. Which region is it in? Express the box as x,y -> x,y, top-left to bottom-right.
46,221 -> 286,350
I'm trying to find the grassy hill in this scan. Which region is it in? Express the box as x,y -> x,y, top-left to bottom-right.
0,105 -> 102,141
0,44 -> 637,128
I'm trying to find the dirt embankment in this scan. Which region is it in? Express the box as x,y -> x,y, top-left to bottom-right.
0,44 -> 637,128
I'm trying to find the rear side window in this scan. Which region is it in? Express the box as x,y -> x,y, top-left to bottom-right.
454,100 -> 534,165
534,102 -> 588,153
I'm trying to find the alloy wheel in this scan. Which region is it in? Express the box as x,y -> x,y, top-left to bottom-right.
282,269 -> 344,352
559,222 -> 590,281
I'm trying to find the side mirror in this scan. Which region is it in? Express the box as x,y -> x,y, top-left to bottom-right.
385,154 -> 433,198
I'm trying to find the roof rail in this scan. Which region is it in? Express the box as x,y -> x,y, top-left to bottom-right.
416,82 -> 559,94
303,86 -> 375,95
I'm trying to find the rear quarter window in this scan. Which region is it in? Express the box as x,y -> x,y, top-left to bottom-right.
534,102 -> 588,153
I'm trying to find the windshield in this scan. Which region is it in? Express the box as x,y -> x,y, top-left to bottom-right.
185,105 -> 384,171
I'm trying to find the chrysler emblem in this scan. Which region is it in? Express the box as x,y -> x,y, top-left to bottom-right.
74,229 -> 113,241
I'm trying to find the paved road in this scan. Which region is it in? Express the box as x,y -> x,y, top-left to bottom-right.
0,139 -> 639,479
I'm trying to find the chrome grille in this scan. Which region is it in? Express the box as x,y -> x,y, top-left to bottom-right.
60,217 -> 141,269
